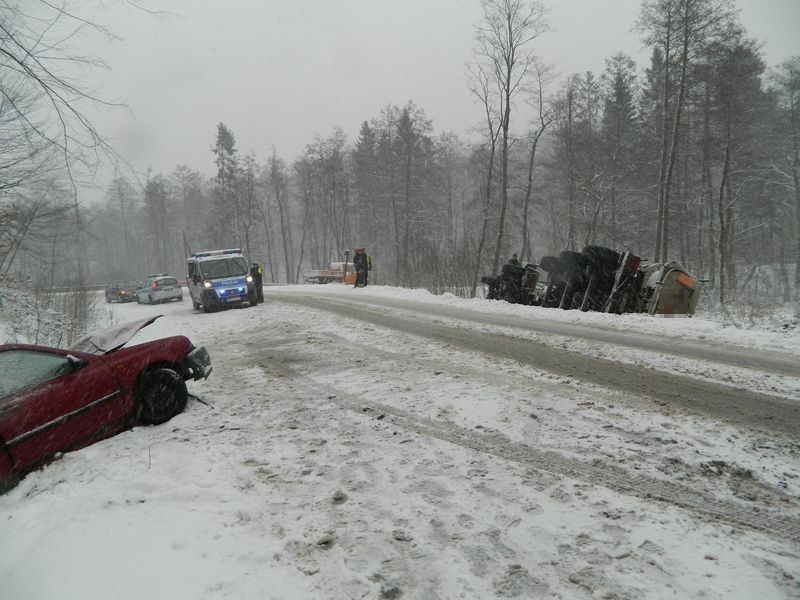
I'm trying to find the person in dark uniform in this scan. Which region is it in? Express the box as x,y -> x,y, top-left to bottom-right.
508,253 -> 521,266
250,262 -> 264,301
353,248 -> 372,287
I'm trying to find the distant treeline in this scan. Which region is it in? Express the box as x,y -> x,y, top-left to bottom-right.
2,0 -> 798,305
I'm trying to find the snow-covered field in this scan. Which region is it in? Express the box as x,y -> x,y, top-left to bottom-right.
1,284 -> 799,599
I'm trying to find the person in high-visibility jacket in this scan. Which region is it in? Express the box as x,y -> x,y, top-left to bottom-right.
250,262 -> 264,301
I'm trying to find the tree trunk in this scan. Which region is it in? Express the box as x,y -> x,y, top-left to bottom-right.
717,142 -> 731,304
653,9 -> 672,263
791,94 -> 800,290
470,146 -> 497,297
660,4 -> 691,262
701,86 -> 716,288
491,96 -> 512,274
519,128 -> 543,262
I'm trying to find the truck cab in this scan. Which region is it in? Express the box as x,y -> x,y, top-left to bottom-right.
187,249 -> 257,312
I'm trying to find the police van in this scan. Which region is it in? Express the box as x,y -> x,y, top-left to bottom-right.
187,248 -> 258,312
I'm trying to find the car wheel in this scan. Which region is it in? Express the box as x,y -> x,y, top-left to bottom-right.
135,368 -> 187,425
248,292 -> 258,307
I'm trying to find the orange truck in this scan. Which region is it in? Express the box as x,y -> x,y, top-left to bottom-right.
303,261 -> 357,285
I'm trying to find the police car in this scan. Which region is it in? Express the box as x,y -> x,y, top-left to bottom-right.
136,274 -> 184,305
187,249 -> 258,313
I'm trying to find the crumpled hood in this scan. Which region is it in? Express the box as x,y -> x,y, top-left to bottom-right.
69,315 -> 163,355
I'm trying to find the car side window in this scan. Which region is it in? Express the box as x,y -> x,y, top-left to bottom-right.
0,350 -> 72,400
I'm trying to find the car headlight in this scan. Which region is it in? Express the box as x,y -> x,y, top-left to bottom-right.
246,275 -> 253,283
203,281 -> 212,288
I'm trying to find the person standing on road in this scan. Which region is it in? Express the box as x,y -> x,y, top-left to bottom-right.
353,248 -> 372,287
362,250 -> 372,286
353,248 -> 365,287
508,253 -> 521,266
250,262 -> 264,301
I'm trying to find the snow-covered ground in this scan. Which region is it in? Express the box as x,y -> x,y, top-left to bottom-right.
1,284 -> 799,599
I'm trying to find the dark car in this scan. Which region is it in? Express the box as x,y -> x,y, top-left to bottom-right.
0,316 -> 211,493
104,281 -> 141,303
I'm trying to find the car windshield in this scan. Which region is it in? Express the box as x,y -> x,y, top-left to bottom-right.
199,258 -> 248,279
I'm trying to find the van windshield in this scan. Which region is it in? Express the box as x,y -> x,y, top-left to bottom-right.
200,257 -> 248,279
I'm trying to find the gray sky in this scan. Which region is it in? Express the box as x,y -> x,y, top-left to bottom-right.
85,0 -> 799,184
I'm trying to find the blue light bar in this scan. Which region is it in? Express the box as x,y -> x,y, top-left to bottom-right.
191,248 -> 243,258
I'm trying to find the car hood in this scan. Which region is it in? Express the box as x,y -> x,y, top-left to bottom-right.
69,315 -> 163,355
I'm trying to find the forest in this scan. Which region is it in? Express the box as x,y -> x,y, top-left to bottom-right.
1,0 -> 799,326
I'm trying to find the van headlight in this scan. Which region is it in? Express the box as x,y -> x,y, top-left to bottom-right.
246,275 -> 253,283
203,281 -> 212,288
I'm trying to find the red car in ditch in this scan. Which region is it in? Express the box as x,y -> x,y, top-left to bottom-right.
0,316 -> 211,493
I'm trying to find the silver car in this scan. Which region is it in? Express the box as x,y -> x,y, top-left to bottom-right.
136,275 -> 184,305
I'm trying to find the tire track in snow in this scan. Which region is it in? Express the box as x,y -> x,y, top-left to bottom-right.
277,365 -> 800,544
269,293 -> 800,437
308,294 -> 800,378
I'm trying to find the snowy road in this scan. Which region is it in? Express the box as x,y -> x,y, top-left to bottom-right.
2,284 -> 799,599
268,291 -> 800,437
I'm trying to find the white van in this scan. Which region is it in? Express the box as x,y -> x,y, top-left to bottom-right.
186,249 -> 257,313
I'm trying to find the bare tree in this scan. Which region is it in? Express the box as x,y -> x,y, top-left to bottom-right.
519,59 -> 555,262
467,58 -> 501,297
473,0 -> 549,274
638,0 -> 738,262
238,153 -> 259,261
773,57 -> 800,292
268,150 -> 294,283
0,2 -> 132,196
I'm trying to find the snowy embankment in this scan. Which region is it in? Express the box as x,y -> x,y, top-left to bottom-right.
1,284 -> 799,600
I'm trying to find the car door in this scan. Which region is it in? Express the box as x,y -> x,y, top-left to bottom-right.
0,347 -> 125,477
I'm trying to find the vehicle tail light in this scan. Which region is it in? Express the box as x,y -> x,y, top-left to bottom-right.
626,254 -> 641,272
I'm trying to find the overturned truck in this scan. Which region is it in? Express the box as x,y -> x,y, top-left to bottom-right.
482,246 -> 701,316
